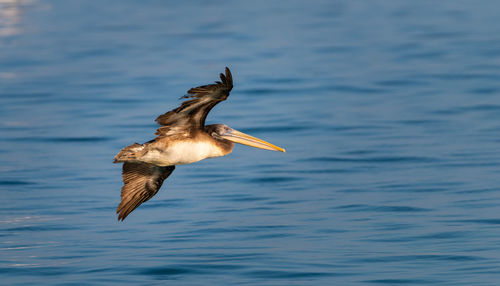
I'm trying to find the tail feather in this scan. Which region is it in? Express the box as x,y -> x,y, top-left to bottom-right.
113,143 -> 144,163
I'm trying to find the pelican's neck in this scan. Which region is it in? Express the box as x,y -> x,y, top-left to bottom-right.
203,124 -> 234,157
212,138 -> 234,157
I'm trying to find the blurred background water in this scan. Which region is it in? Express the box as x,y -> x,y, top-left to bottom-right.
1,0 -> 500,285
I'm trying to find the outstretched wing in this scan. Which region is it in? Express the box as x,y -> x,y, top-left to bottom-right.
117,162 -> 175,221
155,67 -> 233,136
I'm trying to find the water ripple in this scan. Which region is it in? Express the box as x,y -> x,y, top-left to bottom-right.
0,180 -> 35,185
353,254 -> 482,263
3,136 -> 112,143
244,270 -> 339,279
334,204 -> 430,213
304,156 -> 438,164
365,278 -> 441,284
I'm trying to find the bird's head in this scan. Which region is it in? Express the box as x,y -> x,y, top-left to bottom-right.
206,124 -> 285,152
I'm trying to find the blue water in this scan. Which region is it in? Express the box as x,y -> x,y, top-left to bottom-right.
1,1 -> 500,285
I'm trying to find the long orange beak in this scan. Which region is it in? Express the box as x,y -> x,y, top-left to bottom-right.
220,128 -> 286,152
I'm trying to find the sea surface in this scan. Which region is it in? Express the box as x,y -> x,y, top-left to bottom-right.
1,1 -> 500,285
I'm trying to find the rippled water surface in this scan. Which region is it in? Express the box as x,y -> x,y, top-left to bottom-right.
2,1 -> 500,285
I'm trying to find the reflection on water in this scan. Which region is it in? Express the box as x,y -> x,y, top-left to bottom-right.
0,0 -> 37,80
1,1 -> 500,285
0,0 -> 34,37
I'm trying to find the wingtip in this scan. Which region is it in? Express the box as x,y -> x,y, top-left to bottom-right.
116,211 -> 127,221
224,67 -> 233,88
116,204 -> 127,221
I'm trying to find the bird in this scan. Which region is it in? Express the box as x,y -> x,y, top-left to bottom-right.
113,67 -> 285,221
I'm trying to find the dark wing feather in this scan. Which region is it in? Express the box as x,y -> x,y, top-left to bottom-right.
155,67 -> 232,135
117,162 -> 175,221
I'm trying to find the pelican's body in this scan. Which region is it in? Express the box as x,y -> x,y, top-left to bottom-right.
115,128 -> 232,166
113,68 -> 285,220
143,137 -> 229,166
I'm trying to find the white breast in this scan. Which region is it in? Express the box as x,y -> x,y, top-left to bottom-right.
142,141 -> 225,166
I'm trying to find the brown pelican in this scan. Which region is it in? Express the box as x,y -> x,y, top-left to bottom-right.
113,67 -> 285,220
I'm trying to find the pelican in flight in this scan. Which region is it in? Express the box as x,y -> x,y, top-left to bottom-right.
113,67 -> 285,220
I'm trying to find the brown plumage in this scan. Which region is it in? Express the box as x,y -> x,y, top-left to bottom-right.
114,68 -> 233,221
113,67 -> 285,221
155,67 -> 233,136
117,162 -> 175,221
